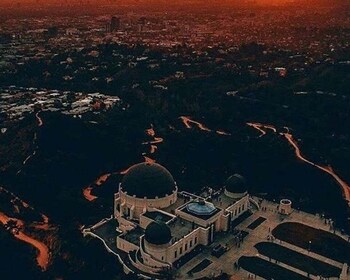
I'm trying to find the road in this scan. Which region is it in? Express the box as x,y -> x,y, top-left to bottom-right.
179,116 -> 350,206
0,187 -> 52,270
83,125 -> 163,201
35,111 -> 43,127
83,173 -> 111,202
247,122 -> 350,206
180,116 -> 230,136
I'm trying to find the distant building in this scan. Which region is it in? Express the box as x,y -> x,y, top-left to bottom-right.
105,16 -> 121,33
111,16 -> 121,31
105,22 -> 111,33
137,17 -> 147,32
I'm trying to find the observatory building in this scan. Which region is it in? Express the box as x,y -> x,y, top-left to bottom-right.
112,162 -> 251,276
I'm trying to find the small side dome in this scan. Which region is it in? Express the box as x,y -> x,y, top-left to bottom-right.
225,174 -> 247,194
145,222 -> 172,245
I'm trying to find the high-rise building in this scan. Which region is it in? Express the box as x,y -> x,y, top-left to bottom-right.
105,22 -> 111,33
137,17 -> 147,33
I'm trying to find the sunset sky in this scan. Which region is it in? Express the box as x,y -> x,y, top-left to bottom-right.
0,0 -> 345,6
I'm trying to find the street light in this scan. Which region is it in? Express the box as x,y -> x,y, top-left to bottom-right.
308,240 -> 312,251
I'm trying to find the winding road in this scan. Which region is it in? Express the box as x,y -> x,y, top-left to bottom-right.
247,122 -> 350,205
180,116 -> 231,135
180,116 -> 211,132
179,116 -> 350,206
83,125 -> 163,201
35,111 -> 43,127
142,126 -> 164,157
21,113 -> 42,169
83,174 -> 111,202
82,116 -> 350,207
0,212 -> 49,270
283,132 -> 350,204
142,125 -> 163,162
247,122 -> 277,136
23,150 -> 37,165
0,187 -> 52,270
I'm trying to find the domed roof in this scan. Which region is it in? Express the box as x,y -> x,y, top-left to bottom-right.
121,162 -> 176,198
225,174 -> 247,193
145,222 -> 172,245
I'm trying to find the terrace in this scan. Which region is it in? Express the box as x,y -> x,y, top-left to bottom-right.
175,198 -> 350,280
162,195 -> 188,214
143,210 -> 174,224
168,217 -> 196,241
121,226 -> 144,246
211,191 -> 241,210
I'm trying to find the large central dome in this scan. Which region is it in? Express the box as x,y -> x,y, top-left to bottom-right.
121,162 -> 176,198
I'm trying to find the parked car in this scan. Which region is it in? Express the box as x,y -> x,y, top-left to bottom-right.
211,244 -> 226,257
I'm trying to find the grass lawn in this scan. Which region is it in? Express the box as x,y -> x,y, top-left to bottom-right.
188,259 -> 212,274
241,230 -> 249,239
231,211 -> 252,228
174,245 -> 205,268
255,242 -> 341,277
238,256 -> 309,280
272,222 -> 350,264
247,216 -> 266,230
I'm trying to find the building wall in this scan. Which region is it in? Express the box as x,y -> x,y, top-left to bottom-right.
117,236 -> 139,253
117,215 -> 136,233
143,226 -> 210,266
219,212 -> 230,232
139,214 -> 154,230
168,226 -> 210,263
130,252 -> 165,274
116,186 -> 178,221
226,194 -> 250,221
114,193 -> 120,218
140,238 -> 171,269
